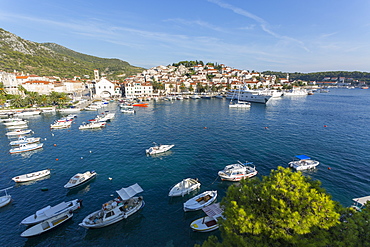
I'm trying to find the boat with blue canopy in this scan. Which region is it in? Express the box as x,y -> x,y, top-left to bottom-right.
288,155 -> 319,171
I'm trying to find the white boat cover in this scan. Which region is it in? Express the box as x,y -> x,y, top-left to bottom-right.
202,203 -> 223,219
116,183 -> 143,200
352,196 -> 370,205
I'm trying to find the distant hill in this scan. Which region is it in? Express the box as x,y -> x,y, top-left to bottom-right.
0,28 -> 144,79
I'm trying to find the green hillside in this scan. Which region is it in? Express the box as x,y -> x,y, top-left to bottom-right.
0,28 -> 144,79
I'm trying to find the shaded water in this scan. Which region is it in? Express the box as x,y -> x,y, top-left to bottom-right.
1,89 -> 370,246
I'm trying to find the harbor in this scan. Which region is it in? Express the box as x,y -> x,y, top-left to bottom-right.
0,88 -> 370,246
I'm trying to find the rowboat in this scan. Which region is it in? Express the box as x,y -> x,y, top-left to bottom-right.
0,187 -> 13,208
9,143 -> 43,154
190,203 -> 224,232
21,199 -> 81,225
183,190 -> 217,212
12,169 -> 50,183
168,178 -> 201,197
21,211 -> 73,237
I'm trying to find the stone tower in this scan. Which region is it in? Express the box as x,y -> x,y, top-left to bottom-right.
94,69 -> 100,81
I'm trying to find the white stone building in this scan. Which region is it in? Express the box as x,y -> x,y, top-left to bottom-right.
94,77 -> 116,98
124,82 -> 153,99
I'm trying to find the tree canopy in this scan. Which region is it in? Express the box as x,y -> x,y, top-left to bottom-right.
200,167 -> 341,247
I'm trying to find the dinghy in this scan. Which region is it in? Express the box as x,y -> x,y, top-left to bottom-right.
183,190 -> 217,212
5,129 -> 33,136
12,169 -> 50,183
21,211 -> 73,237
79,183 -> 144,229
168,178 -> 200,197
0,187 -> 13,208
21,199 -> 81,225
190,203 -> 224,232
64,171 -> 96,189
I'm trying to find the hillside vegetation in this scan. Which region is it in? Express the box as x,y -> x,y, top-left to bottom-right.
0,28 -> 144,79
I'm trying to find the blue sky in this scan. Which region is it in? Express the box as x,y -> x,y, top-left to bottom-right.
1,0 -> 370,72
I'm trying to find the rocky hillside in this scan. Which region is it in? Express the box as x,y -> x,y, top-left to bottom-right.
0,28 -> 144,79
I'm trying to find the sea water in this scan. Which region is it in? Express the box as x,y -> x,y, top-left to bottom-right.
0,88 -> 370,246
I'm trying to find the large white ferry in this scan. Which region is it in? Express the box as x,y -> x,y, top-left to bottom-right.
226,88 -> 272,104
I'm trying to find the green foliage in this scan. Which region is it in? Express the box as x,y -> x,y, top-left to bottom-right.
0,29 -> 144,79
201,167 -> 340,247
263,71 -> 370,83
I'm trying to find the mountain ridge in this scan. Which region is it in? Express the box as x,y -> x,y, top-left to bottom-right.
0,28 -> 144,79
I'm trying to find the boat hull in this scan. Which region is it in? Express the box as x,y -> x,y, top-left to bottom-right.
64,171 -> 96,189
190,216 -> 219,232
0,195 -> 11,208
79,199 -> 144,229
9,143 -> 43,154
21,211 -> 73,237
183,191 -> 217,212
12,169 -> 50,183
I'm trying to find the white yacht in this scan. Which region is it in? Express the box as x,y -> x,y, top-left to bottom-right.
283,88 -> 308,96
64,171 -> 97,189
218,161 -> 258,181
226,87 -> 272,104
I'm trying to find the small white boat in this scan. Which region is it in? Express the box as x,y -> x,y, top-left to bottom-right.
121,108 -> 135,113
229,101 -> 251,108
79,183 -> 144,229
146,143 -> 174,155
14,110 -> 42,117
57,107 -> 81,113
190,94 -> 201,99
50,121 -> 72,129
64,171 -> 97,189
218,161 -> 258,181
9,143 -> 43,154
0,187 -> 13,208
183,190 -> 217,212
190,203 -> 224,232
21,211 -> 73,237
3,120 -> 28,126
9,136 -> 41,146
288,155 -> 320,171
6,124 -> 28,130
168,178 -> 201,197
5,129 -> 33,136
12,169 -> 50,183
120,104 -> 134,109
351,196 -> 370,211
21,199 -> 81,225
79,122 -> 106,130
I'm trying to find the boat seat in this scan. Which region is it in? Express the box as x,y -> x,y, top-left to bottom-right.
196,197 -> 204,202
203,195 -> 211,202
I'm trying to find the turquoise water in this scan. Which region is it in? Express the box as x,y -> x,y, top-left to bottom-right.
1,89 -> 370,246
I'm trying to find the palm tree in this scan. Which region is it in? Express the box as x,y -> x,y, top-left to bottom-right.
11,95 -> 25,108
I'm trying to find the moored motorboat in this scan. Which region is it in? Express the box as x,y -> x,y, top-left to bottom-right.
79,183 -> 144,229
79,122 -> 106,130
132,103 -> 148,107
218,161 -> 258,181
351,196 -> 370,211
21,199 -> 81,225
5,129 -> 33,136
288,155 -> 319,170
168,178 -> 201,197
9,136 -> 41,146
64,171 -> 97,189
183,190 -> 217,212
121,108 -> 135,113
146,143 -> 174,155
21,211 -> 73,237
9,143 -> 43,154
190,203 -> 224,232
0,187 -> 13,208
12,169 -> 50,183
6,124 -> 28,130
50,121 -> 72,129
3,120 -> 28,126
